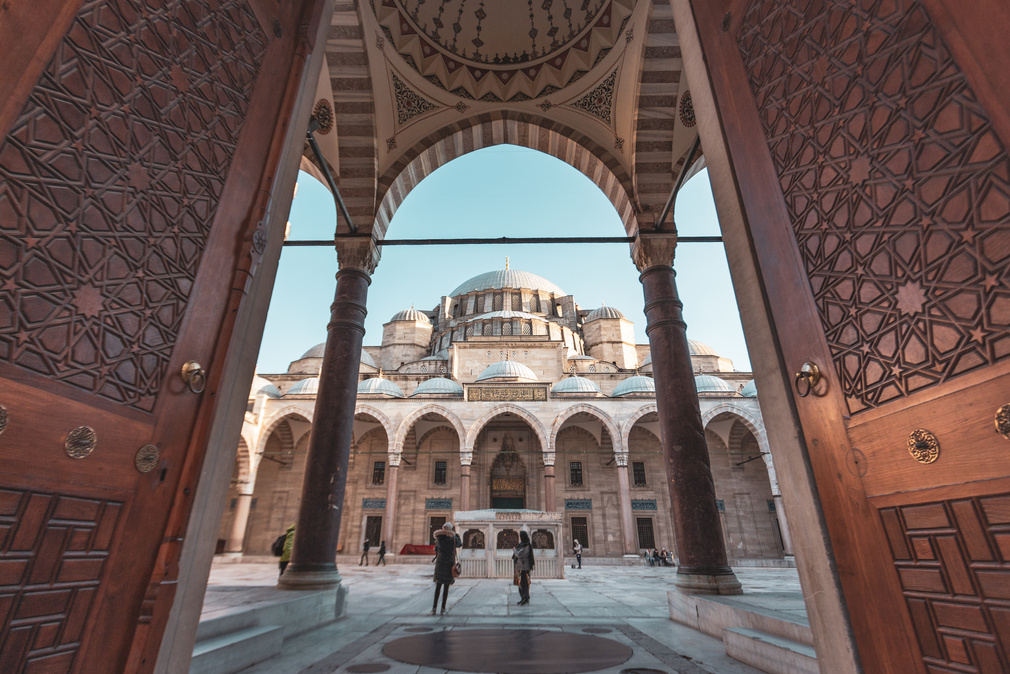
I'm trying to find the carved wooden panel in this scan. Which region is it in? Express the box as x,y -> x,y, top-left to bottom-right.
0,0 -> 267,411
0,488 -> 123,670
738,0 -> 1010,413
879,495 -> 1010,672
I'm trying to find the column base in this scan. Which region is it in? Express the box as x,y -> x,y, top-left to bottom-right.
675,569 -> 743,596
277,567 -> 343,591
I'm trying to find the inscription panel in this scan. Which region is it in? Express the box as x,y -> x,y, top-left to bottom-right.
468,387 -> 548,402
738,0 -> 1010,413
0,0 -> 268,411
879,494 -> 1010,671
0,488 -> 123,670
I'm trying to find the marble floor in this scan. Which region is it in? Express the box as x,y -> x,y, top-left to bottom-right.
204,562 -> 805,674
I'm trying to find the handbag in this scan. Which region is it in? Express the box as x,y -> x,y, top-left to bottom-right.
513,570 -> 520,586
451,550 -> 461,578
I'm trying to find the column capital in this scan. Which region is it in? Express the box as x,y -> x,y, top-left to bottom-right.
388,452 -> 401,467
460,451 -> 473,467
336,236 -> 380,274
543,451 -> 556,467
631,232 -> 678,272
614,452 -> 629,467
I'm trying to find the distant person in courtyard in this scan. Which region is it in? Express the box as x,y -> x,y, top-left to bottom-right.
278,524 -> 295,578
376,540 -> 387,566
573,539 -> 582,569
513,530 -> 535,605
432,522 -> 458,615
644,549 -> 654,566
360,538 -> 370,566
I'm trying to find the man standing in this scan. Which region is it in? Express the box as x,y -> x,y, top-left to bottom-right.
360,538 -> 370,566
376,540 -> 387,566
573,539 -> 582,569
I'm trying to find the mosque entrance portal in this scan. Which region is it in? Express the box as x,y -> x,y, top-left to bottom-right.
490,433 -> 527,509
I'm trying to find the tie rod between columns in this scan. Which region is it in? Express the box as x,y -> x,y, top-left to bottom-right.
283,236 -> 722,247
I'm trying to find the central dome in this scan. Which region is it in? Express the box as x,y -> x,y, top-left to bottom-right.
476,359 -> 539,382
450,269 -> 565,297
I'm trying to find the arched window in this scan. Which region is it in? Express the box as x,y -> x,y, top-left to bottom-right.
493,293 -> 503,310
476,295 -> 485,313
483,323 -> 493,336
512,294 -> 522,311
502,322 -> 513,336
521,322 -> 531,335
465,325 -> 474,338
531,294 -> 540,312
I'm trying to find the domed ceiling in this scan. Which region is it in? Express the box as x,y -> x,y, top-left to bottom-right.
372,0 -> 636,101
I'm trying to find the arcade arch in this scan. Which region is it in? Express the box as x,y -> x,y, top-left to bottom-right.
468,410 -> 545,511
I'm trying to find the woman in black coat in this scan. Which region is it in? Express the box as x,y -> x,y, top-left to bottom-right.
512,530 -> 535,605
432,522 -> 459,615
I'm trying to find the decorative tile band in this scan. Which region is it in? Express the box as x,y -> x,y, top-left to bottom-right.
425,498 -> 453,510
362,498 -> 387,510
631,499 -> 657,511
565,499 -> 592,510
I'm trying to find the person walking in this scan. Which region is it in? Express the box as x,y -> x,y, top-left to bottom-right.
573,539 -> 582,569
360,538 -> 370,566
431,522 -> 458,615
278,524 -> 295,578
376,540 -> 387,566
513,530 -> 535,605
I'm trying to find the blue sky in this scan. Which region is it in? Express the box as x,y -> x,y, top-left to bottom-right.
255,145 -> 750,374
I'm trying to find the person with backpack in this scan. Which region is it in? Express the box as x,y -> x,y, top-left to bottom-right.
276,525 -> 295,578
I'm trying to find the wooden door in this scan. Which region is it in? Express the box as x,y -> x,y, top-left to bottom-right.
0,0 -> 325,670
683,0 -> 1010,671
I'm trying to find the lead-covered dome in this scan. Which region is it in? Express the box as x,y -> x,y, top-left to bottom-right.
476,359 -> 539,382
300,342 -> 376,368
287,377 -> 319,395
688,340 -> 719,356
695,374 -> 737,395
250,375 -> 281,399
552,376 -> 602,396
357,377 -> 405,398
585,305 -> 625,321
450,269 -> 564,297
740,380 -> 757,397
612,375 -> 656,397
390,308 -> 430,323
411,377 -> 463,396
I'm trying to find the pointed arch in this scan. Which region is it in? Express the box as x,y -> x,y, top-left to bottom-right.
621,403 -> 658,452
256,406 -> 314,457
464,404 -> 549,454
550,404 -> 623,454
353,405 -> 395,447
702,402 -> 776,494
393,404 -> 466,456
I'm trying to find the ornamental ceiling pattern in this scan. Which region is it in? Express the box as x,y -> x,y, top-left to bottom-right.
372,0 -> 636,101
738,0 -> 1010,414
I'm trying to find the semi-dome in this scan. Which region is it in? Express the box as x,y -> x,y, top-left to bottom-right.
552,376 -> 602,395
695,374 -> 737,394
476,359 -> 539,382
301,342 -> 376,368
357,377 -> 405,398
389,307 -> 430,323
450,269 -> 564,297
585,305 -> 625,321
250,375 -> 281,399
688,340 -> 719,356
286,377 -> 319,395
741,380 -> 757,397
411,377 -> 463,396
612,375 -> 656,397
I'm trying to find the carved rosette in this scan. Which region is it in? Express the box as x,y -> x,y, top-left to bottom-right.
0,405 -> 7,437
996,405 -> 1010,441
135,445 -> 159,473
907,429 -> 940,465
65,427 -> 97,459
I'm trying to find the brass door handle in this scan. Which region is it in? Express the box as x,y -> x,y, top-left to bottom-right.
181,361 -> 206,394
794,362 -> 821,398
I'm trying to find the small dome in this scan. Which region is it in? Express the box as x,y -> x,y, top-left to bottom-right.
301,342 -> 376,368
569,354 -> 595,361
695,374 -> 737,394
286,377 -> 319,395
476,360 -> 538,382
411,377 -> 463,396
741,380 -> 757,397
585,305 -> 625,321
640,353 -> 652,367
688,340 -> 719,356
360,350 -> 377,368
552,376 -> 602,395
250,375 -> 281,399
357,377 -> 405,398
390,308 -> 430,323
450,269 -> 565,297
612,375 -> 656,397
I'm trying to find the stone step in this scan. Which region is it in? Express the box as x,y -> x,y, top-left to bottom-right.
669,591 -> 812,646
723,627 -> 818,674
190,625 -> 284,674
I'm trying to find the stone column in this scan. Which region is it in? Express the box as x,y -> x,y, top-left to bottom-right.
224,485 -> 253,553
381,453 -> 400,553
279,238 -> 379,589
460,450 -> 472,511
774,495 -> 795,556
543,450 -> 556,512
632,233 -> 741,595
615,453 -> 638,555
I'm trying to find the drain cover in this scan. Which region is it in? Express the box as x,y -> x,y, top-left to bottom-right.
345,665 -> 391,673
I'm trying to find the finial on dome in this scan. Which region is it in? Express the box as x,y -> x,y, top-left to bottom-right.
505,351 -> 511,361
378,367 -> 383,378
505,256 -> 509,270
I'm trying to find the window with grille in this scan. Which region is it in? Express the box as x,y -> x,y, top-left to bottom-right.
503,322 -> 512,335
372,461 -> 385,485
636,518 -> 656,549
493,293 -> 503,310
512,294 -> 522,310
633,461 -> 647,486
434,460 -> 447,485
589,364 -> 596,372
483,323 -> 493,336
531,295 -> 540,312
476,295 -> 485,312
521,322 -> 531,335
570,461 -> 584,486
571,517 -> 588,549
365,516 -> 382,547
420,364 -> 428,373
465,325 -> 474,337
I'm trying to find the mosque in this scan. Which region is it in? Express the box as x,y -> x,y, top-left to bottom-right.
220,265 -> 789,565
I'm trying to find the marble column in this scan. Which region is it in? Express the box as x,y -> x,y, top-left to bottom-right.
543,451 -> 556,512
381,453 -> 400,551
279,238 -> 379,589
633,233 -> 742,595
460,450 -> 472,511
615,453 -> 638,555
774,495 -> 795,556
224,486 -> 253,553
